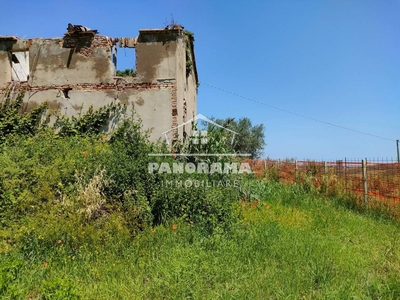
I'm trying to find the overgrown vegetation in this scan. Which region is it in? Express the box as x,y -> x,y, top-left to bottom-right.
116,68 -> 136,77
184,30 -> 200,93
185,31 -> 194,79
1,180 -> 399,298
0,93 -> 242,232
0,92 -> 47,144
1,92 -> 399,299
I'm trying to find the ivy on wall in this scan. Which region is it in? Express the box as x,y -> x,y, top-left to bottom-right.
185,30 -> 194,78
0,93 -> 47,144
0,92 -> 125,145
184,30 -> 200,93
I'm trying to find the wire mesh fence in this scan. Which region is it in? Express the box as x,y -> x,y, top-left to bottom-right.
248,158 -> 400,218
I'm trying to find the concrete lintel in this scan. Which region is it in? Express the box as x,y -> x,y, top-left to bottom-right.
115,37 -> 137,48
157,78 -> 176,83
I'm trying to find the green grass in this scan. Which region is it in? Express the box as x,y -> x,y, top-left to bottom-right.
1,181 -> 400,299
2,96 -> 399,299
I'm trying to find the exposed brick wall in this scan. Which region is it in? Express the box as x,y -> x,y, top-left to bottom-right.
62,35 -> 113,57
171,84 -> 178,143
0,82 -> 175,93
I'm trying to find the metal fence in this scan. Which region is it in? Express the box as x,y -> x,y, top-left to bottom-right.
249,159 -> 400,217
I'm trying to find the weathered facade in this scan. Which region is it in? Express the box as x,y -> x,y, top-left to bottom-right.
0,24 -> 198,143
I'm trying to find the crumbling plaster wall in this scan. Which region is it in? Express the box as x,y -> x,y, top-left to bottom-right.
23,83 -> 175,142
136,30 -> 179,83
0,51 -> 11,88
29,36 -> 116,86
0,27 -> 197,144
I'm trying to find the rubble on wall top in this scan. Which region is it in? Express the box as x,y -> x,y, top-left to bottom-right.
164,23 -> 184,30
140,24 -> 185,33
65,23 -> 98,36
0,23 -> 185,44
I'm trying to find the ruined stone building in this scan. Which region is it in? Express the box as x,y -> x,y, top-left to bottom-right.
0,24 -> 198,143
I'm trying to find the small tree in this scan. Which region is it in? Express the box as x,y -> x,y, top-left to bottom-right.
208,117 -> 265,159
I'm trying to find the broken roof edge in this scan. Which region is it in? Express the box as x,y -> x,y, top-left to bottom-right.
0,36 -> 19,41
0,27 -> 184,43
139,28 -> 184,34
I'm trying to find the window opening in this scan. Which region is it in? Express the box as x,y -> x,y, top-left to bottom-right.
62,88 -> 72,99
11,51 -> 29,81
116,47 -> 136,77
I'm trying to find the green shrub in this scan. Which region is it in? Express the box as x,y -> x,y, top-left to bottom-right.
0,132 -> 106,226
0,92 -> 47,145
40,277 -> 80,299
0,100 -> 244,251
151,174 -> 240,233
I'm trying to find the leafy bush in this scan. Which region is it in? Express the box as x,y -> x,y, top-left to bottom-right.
151,174 -> 241,233
0,95 -> 244,270
40,277 -> 80,299
101,117 -> 242,234
0,132 -> 106,226
0,92 -> 47,145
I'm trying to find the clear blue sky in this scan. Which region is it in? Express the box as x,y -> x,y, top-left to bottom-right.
1,0 -> 399,160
